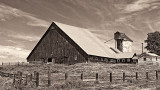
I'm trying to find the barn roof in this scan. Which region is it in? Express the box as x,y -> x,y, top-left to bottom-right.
115,31 -> 133,42
114,52 -> 135,59
54,22 -> 116,58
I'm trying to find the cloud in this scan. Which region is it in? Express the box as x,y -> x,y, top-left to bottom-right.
0,45 -> 30,60
8,33 -> 40,42
124,0 -> 159,12
0,3 -> 49,27
6,40 -> 16,43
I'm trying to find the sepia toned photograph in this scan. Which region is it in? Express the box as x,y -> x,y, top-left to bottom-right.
0,0 -> 160,90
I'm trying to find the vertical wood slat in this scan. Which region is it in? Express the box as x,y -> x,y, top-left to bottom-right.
146,72 -> 149,80
65,73 -> 68,80
96,73 -> 98,81
110,73 -> 112,82
36,72 -> 39,87
123,72 -> 125,82
48,66 -> 51,87
81,73 -> 83,80
136,72 -> 138,80
156,70 -> 158,80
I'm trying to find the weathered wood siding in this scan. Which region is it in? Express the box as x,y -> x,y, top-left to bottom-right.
27,24 -> 87,65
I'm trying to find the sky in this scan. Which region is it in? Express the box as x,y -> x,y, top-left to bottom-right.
0,0 -> 160,63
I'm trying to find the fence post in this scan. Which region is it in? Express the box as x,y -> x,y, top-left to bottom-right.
146,72 -> 148,80
81,73 -> 83,80
34,71 -> 37,79
13,74 -> 15,85
96,73 -> 98,81
2,62 -> 3,66
110,73 -> 112,82
25,74 -> 28,85
65,73 -> 68,80
2,71 -> 4,77
123,72 -> 125,82
30,74 -> 33,81
8,73 -> 10,77
18,62 -> 19,66
19,72 -> 22,85
136,72 -> 138,80
156,70 -> 158,80
36,72 -> 39,87
48,66 -> 51,87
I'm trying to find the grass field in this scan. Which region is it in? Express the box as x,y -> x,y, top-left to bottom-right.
0,62 -> 160,90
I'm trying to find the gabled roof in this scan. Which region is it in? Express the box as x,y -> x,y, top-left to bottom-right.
115,31 -> 133,42
114,52 -> 135,59
122,34 -> 133,42
54,22 -> 116,58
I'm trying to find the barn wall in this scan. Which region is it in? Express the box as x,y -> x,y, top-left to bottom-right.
88,55 -> 117,63
27,25 -> 87,65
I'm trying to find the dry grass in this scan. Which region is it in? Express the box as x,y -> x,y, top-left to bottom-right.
1,62 -> 160,90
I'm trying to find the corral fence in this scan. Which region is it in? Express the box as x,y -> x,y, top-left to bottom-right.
1,62 -> 29,66
0,66 -> 160,89
1,61 -> 53,66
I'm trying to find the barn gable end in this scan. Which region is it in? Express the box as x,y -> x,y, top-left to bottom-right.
27,22 -> 87,64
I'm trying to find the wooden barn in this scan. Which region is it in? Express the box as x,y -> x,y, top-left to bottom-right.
27,22 -> 117,65
27,22 -> 137,65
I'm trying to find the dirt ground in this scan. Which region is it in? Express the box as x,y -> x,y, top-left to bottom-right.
0,62 -> 160,90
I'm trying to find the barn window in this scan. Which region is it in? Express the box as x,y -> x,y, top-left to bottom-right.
95,57 -> 98,60
90,57 -> 93,60
144,58 -> 146,61
104,58 -> 108,61
122,59 -> 125,62
127,59 -> 130,62
101,58 -> 104,61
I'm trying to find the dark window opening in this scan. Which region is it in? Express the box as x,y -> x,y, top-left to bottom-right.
48,58 -> 52,62
144,58 -> 146,61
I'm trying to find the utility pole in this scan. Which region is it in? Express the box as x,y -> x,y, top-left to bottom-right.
142,43 -> 143,54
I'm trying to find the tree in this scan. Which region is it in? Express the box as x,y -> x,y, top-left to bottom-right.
145,31 -> 160,55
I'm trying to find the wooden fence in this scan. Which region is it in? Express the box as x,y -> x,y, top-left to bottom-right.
0,69 -> 160,88
1,62 -> 29,66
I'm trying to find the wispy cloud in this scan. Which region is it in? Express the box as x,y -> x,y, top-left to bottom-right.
0,3 -> 49,27
8,33 -> 40,42
0,45 -> 30,60
124,0 -> 159,12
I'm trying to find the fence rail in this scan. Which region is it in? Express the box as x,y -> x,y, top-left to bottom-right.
1,62 -> 29,66
0,69 -> 160,88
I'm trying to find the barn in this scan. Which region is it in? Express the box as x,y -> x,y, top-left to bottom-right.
27,22 -> 137,65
